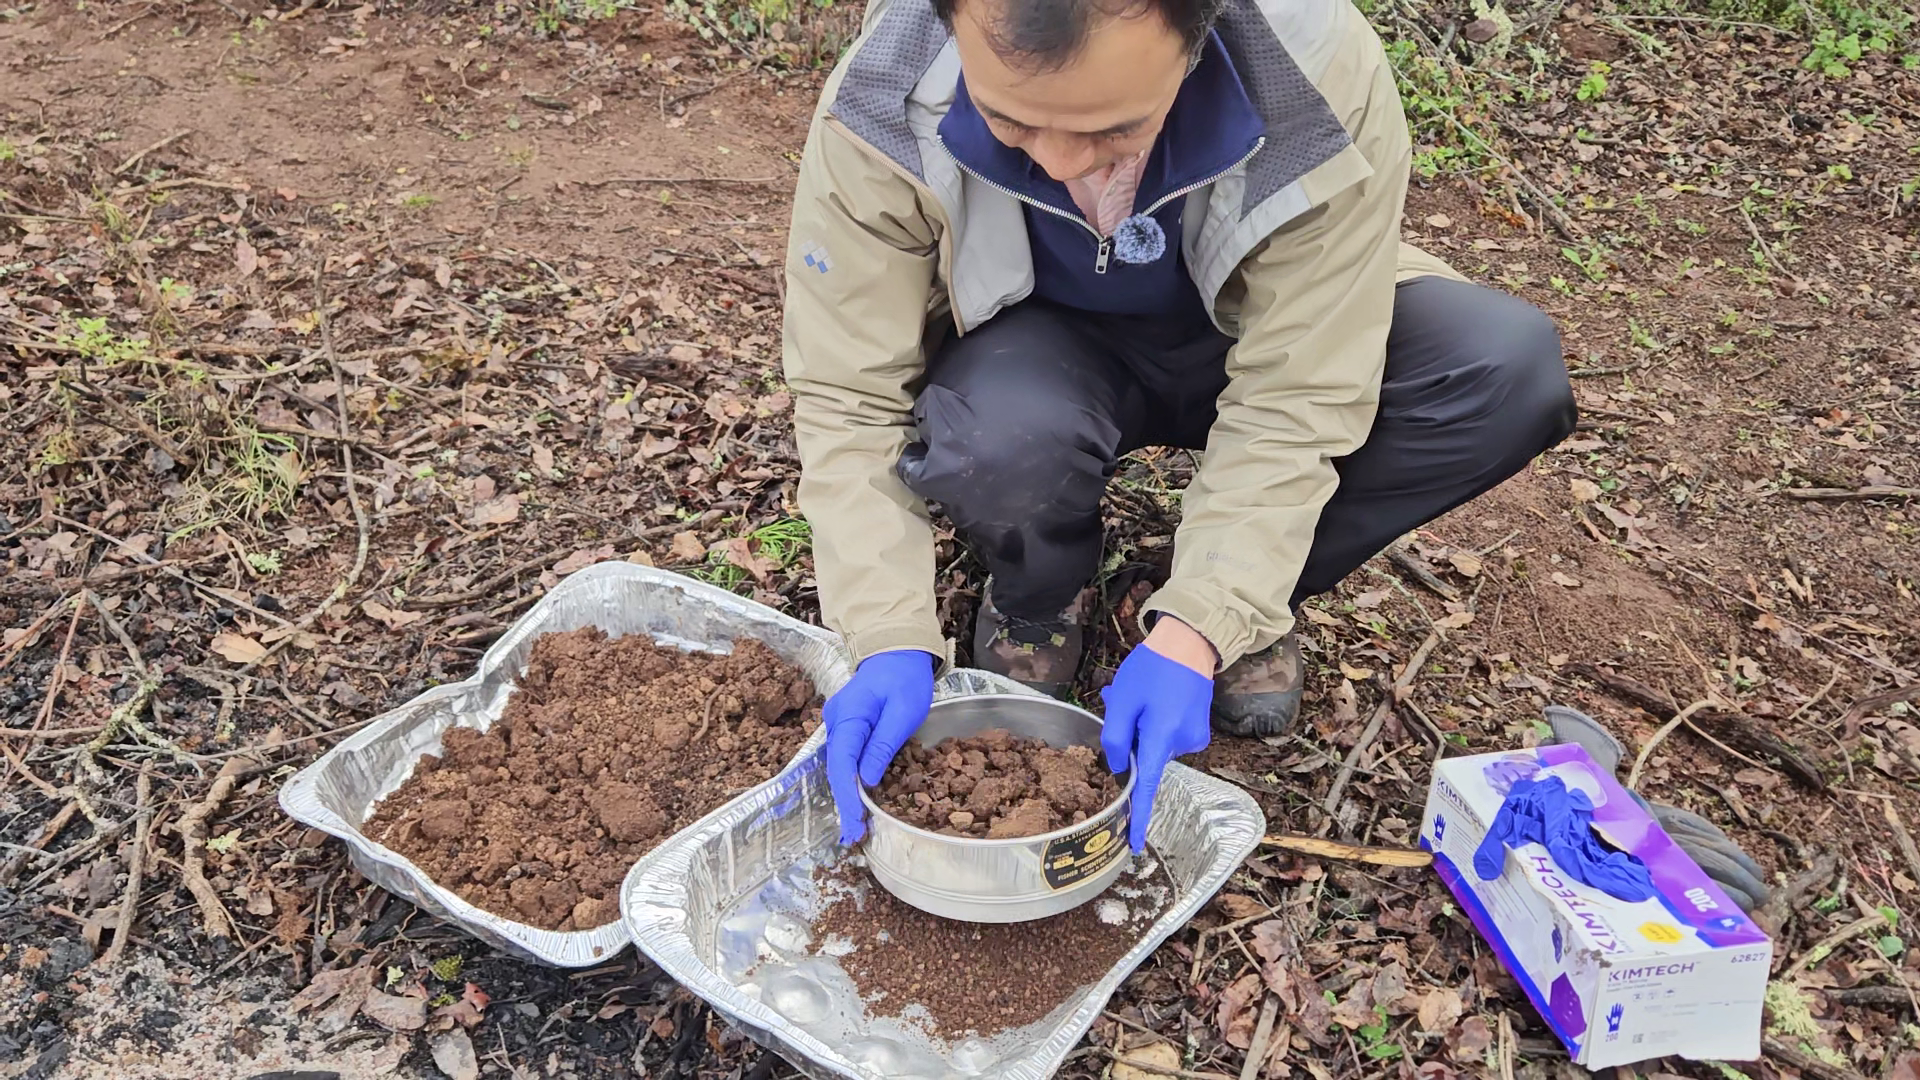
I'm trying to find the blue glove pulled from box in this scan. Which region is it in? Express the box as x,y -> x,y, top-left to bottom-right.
1472,774 -> 1657,902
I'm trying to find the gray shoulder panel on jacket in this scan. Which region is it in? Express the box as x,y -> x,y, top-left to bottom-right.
1217,0 -> 1353,216
830,0 -> 949,180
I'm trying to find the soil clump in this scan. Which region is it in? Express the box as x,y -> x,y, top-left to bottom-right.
869,729 -> 1122,839
367,627 -> 819,931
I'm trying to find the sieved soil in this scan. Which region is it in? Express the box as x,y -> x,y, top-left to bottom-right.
811,857 -> 1173,1036
868,729 -> 1122,839
365,627 -> 820,932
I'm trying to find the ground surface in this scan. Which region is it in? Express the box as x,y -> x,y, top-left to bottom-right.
2,0 -> 1918,1077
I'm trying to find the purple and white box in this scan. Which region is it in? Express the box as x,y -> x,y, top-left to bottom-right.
1419,745 -> 1772,1069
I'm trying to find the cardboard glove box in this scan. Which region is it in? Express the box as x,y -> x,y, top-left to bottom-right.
1419,745 -> 1772,1069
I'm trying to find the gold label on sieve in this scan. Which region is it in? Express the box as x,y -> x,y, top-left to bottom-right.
1041,811 -> 1129,891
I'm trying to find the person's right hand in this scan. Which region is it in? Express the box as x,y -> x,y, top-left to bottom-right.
824,649 -> 936,844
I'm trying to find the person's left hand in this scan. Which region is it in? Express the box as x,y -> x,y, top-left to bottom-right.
1100,620 -> 1216,853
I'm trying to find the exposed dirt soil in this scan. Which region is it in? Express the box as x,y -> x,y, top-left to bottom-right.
366,627 -> 818,930
813,857 -> 1173,1037
869,729 -> 1122,839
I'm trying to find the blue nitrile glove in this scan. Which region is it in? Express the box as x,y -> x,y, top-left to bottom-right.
1101,644 -> 1213,854
824,649 -> 936,845
1472,775 -> 1657,902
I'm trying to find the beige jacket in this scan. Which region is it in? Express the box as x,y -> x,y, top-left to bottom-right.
781,0 -> 1461,669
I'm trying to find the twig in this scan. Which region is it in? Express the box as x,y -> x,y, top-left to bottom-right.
1441,112 -> 1582,240
237,269 -> 372,676
1838,681 -> 1920,736
1739,204 -> 1810,292
1626,698 -> 1716,791
1321,630 -> 1443,826
113,130 -> 190,176
1385,545 -> 1460,601
1763,1035 -> 1868,1080
1757,850 -> 1838,932
99,767 -> 153,967
0,596 -> 72,671
1496,1012 -> 1516,1080
1788,662 -> 1844,725
601,175 -> 781,186
1882,803 -> 1920,898
177,761 -> 243,938
1262,834 -> 1432,868
0,801 -> 79,884
29,597 -> 86,736
52,516 -> 292,628
1784,486 -> 1917,502
1239,997 -> 1281,1080
1101,1047 -> 1234,1080
1791,912 -> 1887,971
79,679 -> 161,779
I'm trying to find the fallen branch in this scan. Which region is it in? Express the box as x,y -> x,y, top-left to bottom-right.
1565,662 -> 1828,790
1839,681 -> 1920,738
99,767 -> 153,967
1762,1035 -> 1868,1080
1385,544 -> 1460,602
1261,834 -> 1432,868
1791,911 -> 1887,971
177,761 -> 243,939
1784,486 -> 1917,502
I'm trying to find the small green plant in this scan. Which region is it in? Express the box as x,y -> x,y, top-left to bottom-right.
430,954 -> 464,981
60,316 -> 150,365
1628,318 -> 1660,350
1357,1007 -> 1403,1061
1561,243 -> 1609,282
1676,218 -> 1709,236
1549,275 -> 1575,296
1576,61 -> 1611,102
0,139 -> 17,163
245,550 -> 283,576
401,192 -> 438,211
1804,29 -> 1881,77
1827,163 -> 1854,181
692,518 -> 813,590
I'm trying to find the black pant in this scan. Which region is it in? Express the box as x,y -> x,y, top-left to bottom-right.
896,275 -> 1577,619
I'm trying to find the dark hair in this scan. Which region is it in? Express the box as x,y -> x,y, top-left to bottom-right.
935,0 -> 1224,73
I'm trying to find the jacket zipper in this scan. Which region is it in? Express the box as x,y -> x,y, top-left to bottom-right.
939,135 -> 1267,275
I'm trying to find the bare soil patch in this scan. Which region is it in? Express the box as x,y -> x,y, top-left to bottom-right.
366,627 -> 818,930
869,729 -> 1122,839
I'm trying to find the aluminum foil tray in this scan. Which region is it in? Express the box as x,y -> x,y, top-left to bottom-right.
621,668 -> 1266,1080
279,562 -> 854,967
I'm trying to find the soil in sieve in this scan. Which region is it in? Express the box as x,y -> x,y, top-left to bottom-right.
811,857 -> 1174,1036
365,627 -> 820,931
868,729 -> 1123,839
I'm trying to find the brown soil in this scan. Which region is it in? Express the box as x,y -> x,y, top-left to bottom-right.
869,730 -> 1122,839
365,627 -> 819,931
814,858 -> 1173,1036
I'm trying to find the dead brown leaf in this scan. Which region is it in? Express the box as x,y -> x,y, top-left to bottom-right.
288,966 -> 370,1034
470,493 -> 522,526
669,531 -> 706,562
362,600 -> 425,631
361,987 -> 428,1031
1417,986 -> 1464,1032
552,545 -> 614,575
1570,477 -> 1601,502
1249,919 -> 1290,963
430,1028 -> 479,1080
1446,1015 -> 1493,1060
210,632 -> 268,665
1216,893 -> 1269,920
1550,572 -> 1581,588
1447,550 -> 1483,577
721,537 -> 776,582
1218,971 -> 1263,1049
1329,982 -> 1376,1029
1434,610 -> 1475,630
532,443 -> 555,476
235,236 -> 259,278
1112,1041 -> 1182,1080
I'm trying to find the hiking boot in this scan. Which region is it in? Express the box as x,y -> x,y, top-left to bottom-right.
1211,631 -> 1305,737
973,585 -> 1093,699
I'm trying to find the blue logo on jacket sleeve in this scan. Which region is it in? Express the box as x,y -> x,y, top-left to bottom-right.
801,241 -> 833,274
